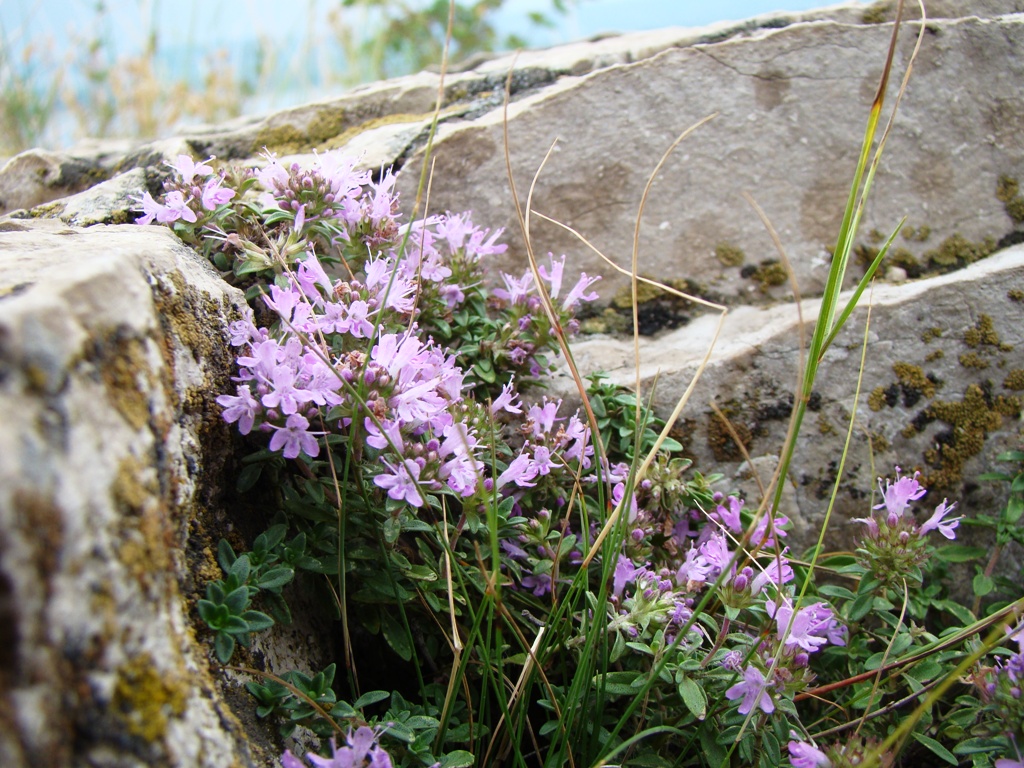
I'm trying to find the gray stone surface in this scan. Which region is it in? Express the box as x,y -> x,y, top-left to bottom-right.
549,245 -> 1024,550
0,220 -> 279,767
396,13 -> 1024,303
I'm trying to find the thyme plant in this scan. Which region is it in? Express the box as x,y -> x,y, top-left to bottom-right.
136,149 -> 1024,768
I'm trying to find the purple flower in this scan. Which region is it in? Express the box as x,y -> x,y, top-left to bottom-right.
281,726 -> 394,768
167,154 -> 213,184
918,498 -> 961,539
364,418 -> 404,453
263,283 -> 304,324
135,191 -> 165,225
852,515 -> 879,538
788,738 -> 831,768
228,310 -> 262,347
269,414 -> 320,459
521,572 -> 553,597
490,377 -> 523,415
538,253 -> 566,298
698,532 -> 732,578
217,386 -> 260,434
613,554 -> 647,599
374,458 -> 425,506
714,496 -> 744,532
751,511 -> 789,548
561,415 -> 592,466
675,546 -> 711,589
526,399 -> 562,438
158,190 -> 197,224
257,152 -> 290,193
560,272 -> 601,310
496,451 -> 538,490
201,176 -> 235,210
261,364 -> 312,415
769,599 -> 843,652
295,250 -> 333,299
725,664 -> 774,715
751,553 -> 794,594
494,271 -> 534,304
611,482 -> 638,523
874,467 -> 927,518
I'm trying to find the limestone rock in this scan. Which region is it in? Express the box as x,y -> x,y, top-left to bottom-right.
395,13 -> 1024,304
0,150 -> 103,216
549,244 -> 1024,552
0,220 -> 317,767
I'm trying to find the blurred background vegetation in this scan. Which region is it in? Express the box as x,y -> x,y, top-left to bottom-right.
0,0 -> 824,159
0,0 -> 574,158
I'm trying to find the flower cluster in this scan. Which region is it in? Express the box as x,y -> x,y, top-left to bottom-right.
137,154 -> 236,226
282,726 -> 395,768
854,467 -> 962,587
139,147 -> 995,768
786,733 -> 891,768
723,597 -> 845,717
975,623 -> 1024,752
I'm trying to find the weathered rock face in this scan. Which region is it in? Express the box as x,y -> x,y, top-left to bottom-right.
0,220 -> 317,767
549,245 -> 1024,552
400,12 -> 1024,306
0,2 -> 1022,765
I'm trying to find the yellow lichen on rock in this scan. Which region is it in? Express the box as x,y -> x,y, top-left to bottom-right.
112,653 -> 187,743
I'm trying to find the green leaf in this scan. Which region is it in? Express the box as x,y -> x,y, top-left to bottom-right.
539,720 -> 560,737
953,737 -> 1007,755
236,462 -> 263,493
933,599 -> 975,624
257,566 -> 295,590
382,515 -> 402,544
224,615 -> 250,633
677,676 -> 707,720
197,600 -> 226,628
353,690 -> 390,709
972,574 -> 995,597
229,554 -> 252,583
472,360 -> 496,384
595,671 -> 644,696
439,751 -> 475,768
659,436 -> 684,452
818,584 -> 856,601
330,701 -> 357,719
911,733 -> 957,765
217,539 -> 237,572
224,585 -> 251,614
241,610 -> 275,632
381,611 -> 413,662
932,545 -> 986,563
848,590 -> 875,622
1007,495 -> 1024,524
215,631 -> 236,663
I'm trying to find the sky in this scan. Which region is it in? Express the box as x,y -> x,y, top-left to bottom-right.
3,0 -> 834,57
1,0 -> 835,148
